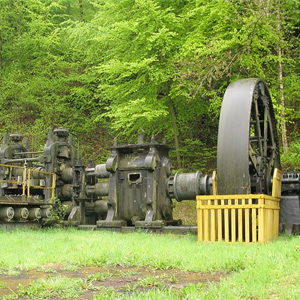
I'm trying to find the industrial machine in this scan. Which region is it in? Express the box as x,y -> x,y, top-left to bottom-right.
0,78 -> 298,234
67,134 -> 210,232
0,127 -> 77,229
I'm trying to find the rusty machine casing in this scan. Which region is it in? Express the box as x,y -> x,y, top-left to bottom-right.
97,135 -> 176,229
75,134 -> 210,231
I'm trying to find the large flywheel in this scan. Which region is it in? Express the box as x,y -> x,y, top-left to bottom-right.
217,78 -> 280,195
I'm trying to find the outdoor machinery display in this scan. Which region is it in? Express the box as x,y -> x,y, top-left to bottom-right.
0,78 -> 299,234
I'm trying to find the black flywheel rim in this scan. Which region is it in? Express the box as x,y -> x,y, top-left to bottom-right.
217,78 -> 280,195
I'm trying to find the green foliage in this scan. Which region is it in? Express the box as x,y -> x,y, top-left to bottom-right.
281,140 -> 300,169
45,198 -> 68,225
0,0 -> 299,169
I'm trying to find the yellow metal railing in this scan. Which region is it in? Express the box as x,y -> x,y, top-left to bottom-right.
0,163 -> 26,196
0,163 -> 56,201
197,168 -> 282,244
27,169 -> 56,201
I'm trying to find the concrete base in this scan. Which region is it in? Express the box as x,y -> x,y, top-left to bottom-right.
78,224 -> 197,234
0,222 -> 41,230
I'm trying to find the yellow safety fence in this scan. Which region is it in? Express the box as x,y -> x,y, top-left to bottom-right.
197,168 -> 282,244
0,164 -> 56,202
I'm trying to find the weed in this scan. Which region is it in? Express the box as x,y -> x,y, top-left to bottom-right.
117,270 -> 138,277
87,271 -> 113,282
37,266 -> 58,273
45,198 -> 68,225
93,287 -> 119,300
169,274 -> 177,283
7,269 -> 21,276
0,280 -> 7,288
224,258 -> 246,272
178,283 -> 204,298
61,264 -> 79,272
125,275 -> 166,293
17,276 -> 86,299
1,293 -> 18,300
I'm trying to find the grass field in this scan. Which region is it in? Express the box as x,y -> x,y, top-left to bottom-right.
0,228 -> 299,299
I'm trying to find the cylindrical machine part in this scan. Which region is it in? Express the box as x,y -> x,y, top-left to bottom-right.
14,207 -> 29,220
95,164 -> 110,178
61,167 -> 73,183
30,168 -> 46,179
28,208 -> 42,220
86,164 -> 110,178
85,182 -> 109,197
14,168 -> 24,178
0,207 -> 14,220
94,200 -> 108,215
168,171 -> 210,201
29,179 -> 40,187
61,184 -> 73,199
41,207 -> 52,218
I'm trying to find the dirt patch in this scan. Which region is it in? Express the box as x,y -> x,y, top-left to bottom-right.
0,264 -> 226,299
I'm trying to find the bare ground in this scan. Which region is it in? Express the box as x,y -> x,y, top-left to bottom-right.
0,263 -> 227,299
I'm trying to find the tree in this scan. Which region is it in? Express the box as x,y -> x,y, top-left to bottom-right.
84,0 -> 186,166
0,0 -> 299,170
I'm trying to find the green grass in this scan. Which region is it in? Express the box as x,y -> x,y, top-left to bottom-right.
16,276 -> 86,299
86,271 -> 113,282
0,228 -> 300,299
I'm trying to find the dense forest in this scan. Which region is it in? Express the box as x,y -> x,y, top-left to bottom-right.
0,0 -> 299,171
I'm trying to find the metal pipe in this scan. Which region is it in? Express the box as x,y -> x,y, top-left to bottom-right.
86,164 -> 110,178
17,151 -> 44,155
4,156 -> 44,164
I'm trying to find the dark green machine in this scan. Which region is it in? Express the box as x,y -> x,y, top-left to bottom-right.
101,135 -> 177,228
0,128 -> 78,229
72,135 -> 210,231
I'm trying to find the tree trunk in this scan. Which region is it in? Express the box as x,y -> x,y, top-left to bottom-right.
168,97 -> 181,168
278,45 -> 288,153
79,0 -> 84,22
277,1 -> 288,153
0,36 -> 3,70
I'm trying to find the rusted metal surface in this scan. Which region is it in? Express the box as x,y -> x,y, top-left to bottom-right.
217,78 -> 280,195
